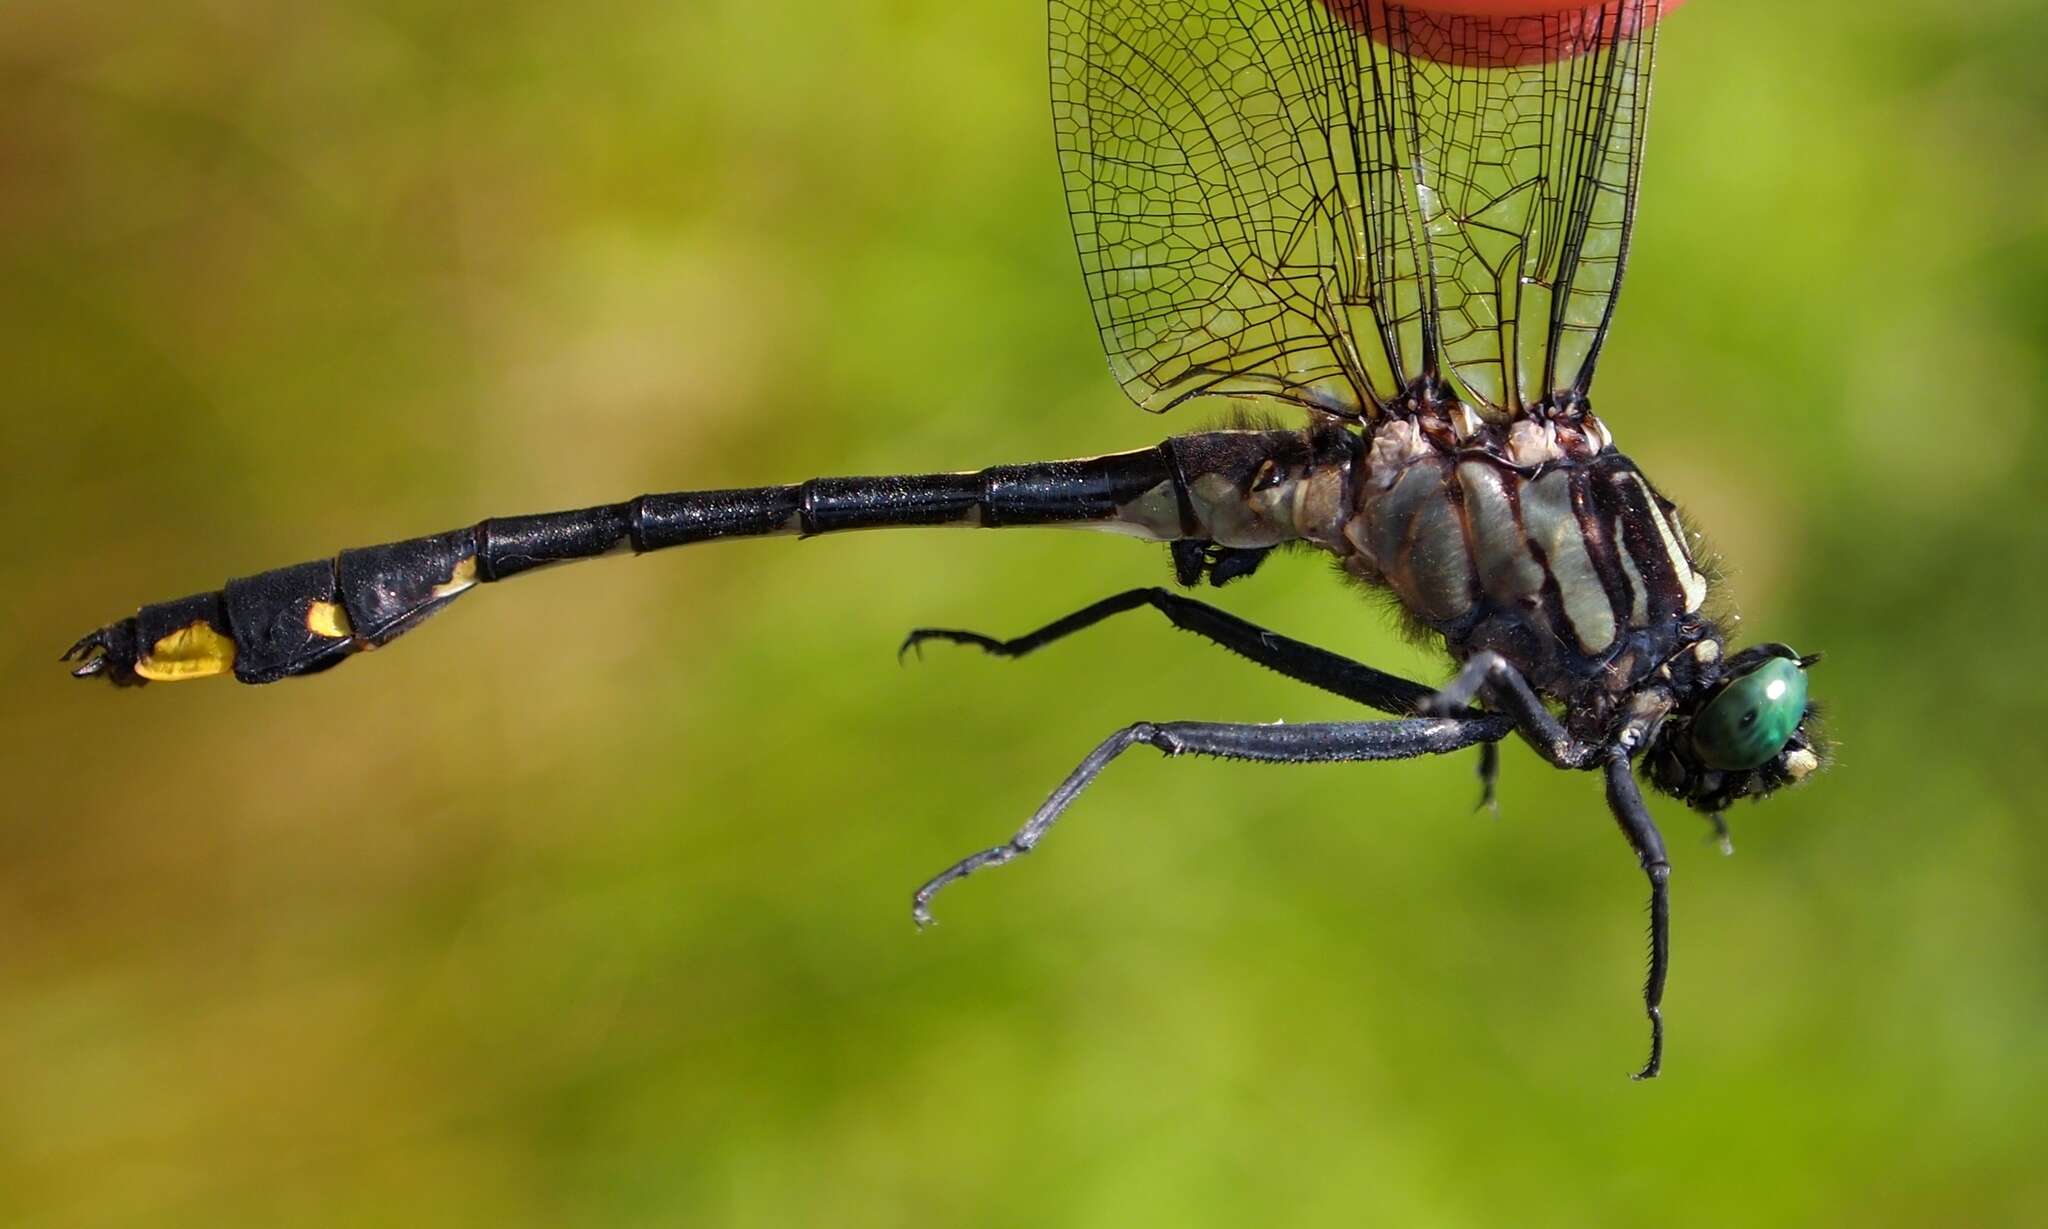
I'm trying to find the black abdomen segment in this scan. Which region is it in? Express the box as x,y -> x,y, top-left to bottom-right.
65,444 -> 1209,687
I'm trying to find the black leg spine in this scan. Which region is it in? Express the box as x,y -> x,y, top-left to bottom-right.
1427,650 -> 1601,769
1604,750 -> 1672,1081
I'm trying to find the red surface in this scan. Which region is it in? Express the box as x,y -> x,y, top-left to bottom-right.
1381,0 -> 1681,15
1320,0 -> 1682,66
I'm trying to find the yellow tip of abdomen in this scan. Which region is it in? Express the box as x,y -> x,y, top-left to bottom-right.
135,620 -> 237,682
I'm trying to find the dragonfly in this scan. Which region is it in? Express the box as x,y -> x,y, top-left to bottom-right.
64,0 -> 1825,1079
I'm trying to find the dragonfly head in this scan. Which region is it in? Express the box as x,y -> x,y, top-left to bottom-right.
1643,641 -> 1827,813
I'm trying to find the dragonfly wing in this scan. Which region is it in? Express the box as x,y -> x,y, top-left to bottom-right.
1052,0 -> 1387,417
1371,1 -> 1662,414
1052,0 -> 1662,420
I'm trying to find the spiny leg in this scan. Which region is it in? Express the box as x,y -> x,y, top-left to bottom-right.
1170,539 -> 1274,587
1604,751 -> 1672,1081
902,586 -> 1438,717
1475,741 -> 1500,815
1437,652 -> 1673,1077
1426,650 -> 1601,769
1704,811 -> 1734,856
911,714 -> 1509,926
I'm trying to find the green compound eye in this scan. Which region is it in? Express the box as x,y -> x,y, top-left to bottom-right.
1692,656 -> 1809,771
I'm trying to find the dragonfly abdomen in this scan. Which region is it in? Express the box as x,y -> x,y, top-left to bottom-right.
65,430 -> 1341,688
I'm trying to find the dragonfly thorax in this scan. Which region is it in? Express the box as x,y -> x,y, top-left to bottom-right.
1335,403 -> 1714,719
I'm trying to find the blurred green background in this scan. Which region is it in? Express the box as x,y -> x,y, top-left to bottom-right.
3,1 -> 2044,1225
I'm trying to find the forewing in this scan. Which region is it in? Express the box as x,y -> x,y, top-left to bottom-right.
1052,0 -> 1383,416
1052,1 -> 1661,419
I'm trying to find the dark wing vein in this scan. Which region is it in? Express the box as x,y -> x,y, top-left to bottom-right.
1051,0 -> 1661,419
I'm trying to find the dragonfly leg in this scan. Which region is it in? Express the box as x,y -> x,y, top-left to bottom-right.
1170,539 -> 1274,587
1425,650 -> 1601,769
1475,741 -> 1500,815
1703,810 -> 1734,856
902,587 -> 1441,717
911,714 -> 1508,927
1603,750 -> 1672,1081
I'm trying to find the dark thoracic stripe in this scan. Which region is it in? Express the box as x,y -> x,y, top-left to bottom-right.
1470,462 -> 1614,658
1379,449 -> 1704,685
1587,454 -> 1703,624
1566,469 -> 1640,639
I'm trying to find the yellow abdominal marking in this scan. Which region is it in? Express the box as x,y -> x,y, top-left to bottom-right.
136,620 -> 237,682
431,556 -> 479,599
305,601 -> 353,639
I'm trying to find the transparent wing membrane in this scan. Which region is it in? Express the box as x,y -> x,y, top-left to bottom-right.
1052,0 -> 1660,419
